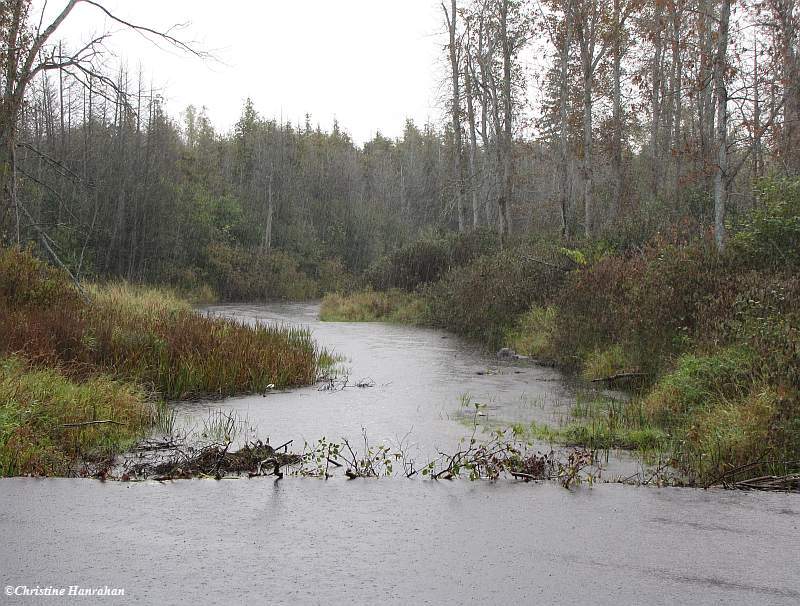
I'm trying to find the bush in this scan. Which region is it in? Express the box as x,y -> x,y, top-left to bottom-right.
366,230 -> 501,292
549,237 -> 725,374
731,177 -> 800,270
206,243 -> 319,300
315,257 -> 357,295
424,244 -> 567,347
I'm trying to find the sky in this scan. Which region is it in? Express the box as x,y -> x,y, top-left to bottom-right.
41,0 -> 446,144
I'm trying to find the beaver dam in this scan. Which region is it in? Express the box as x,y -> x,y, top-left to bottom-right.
2,302 -> 799,605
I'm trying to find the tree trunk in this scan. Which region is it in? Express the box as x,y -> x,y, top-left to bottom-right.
611,0 -> 623,222
465,60 -> 480,229
670,0 -> 683,199
777,0 -> 800,175
713,0 -> 731,252
263,173 -> 274,251
444,0 -> 466,232
558,15 -> 573,239
499,0 -> 514,238
650,3 -> 665,198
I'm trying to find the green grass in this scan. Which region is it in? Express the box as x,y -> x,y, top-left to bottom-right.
0,247 -> 327,476
0,357 -> 154,476
518,393 -> 669,452
503,306 -> 557,358
641,347 -> 792,482
580,344 -> 632,381
320,290 -> 427,324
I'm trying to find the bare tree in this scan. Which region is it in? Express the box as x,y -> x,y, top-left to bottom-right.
444,0 -> 467,232
0,0 -> 202,244
713,0 -> 731,251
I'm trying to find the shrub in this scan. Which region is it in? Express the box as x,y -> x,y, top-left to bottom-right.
366,230 -> 501,292
503,306 -> 557,359
731,177 -> 800,270
315,257 -> 357,295
549,237 -> 725,374
206,243 -> 319,300
424,244 -> 567,347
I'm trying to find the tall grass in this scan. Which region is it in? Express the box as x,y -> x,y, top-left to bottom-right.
0,357 -> 153,476
320,290 -> 427,324
0,247 -> 325,475
0,249 -> 321,398
87,289 -> 319,398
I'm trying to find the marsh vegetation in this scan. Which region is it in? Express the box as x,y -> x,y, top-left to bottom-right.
0,248 -> 323,476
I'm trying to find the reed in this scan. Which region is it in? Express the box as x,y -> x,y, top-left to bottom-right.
0,248 -> 325,475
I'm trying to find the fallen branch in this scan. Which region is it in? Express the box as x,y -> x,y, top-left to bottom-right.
61,419 -> 125,428
733,474 -> 800,492
705,459 -> 800,489
590,372 -> 647,383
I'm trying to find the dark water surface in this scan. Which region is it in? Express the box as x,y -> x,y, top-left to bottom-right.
1,479 -> 798,605
1,303 -> 798,605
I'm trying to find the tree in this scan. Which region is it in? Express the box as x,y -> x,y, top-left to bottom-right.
0,0 -> 201,245
443,0 -> 467,232
713,0 -> 731,251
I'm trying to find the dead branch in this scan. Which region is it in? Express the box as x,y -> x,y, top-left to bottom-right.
590,372 -> 648,383
61,419 -> 125,428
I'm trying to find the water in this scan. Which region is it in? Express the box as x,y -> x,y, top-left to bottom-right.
184,302 -> 636,476
1,479 -> 798,605
1,303 -> 798,605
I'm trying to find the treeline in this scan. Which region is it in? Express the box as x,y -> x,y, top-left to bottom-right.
438,0 -> 799,247
1,0 -> 799,296
7,83 -> 456,294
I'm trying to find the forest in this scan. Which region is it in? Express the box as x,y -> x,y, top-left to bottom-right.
0,0 -> 798,484
1,0 -> 796,291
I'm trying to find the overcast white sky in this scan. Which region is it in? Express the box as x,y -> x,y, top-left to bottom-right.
44,0 -> 446,144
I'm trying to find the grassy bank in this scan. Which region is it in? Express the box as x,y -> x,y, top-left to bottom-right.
0,357 -> 154,476
320,290 -> 427,323
0,248 -> 323,476
321,178 -> 800,484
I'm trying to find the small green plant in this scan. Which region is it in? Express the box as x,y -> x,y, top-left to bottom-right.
580,345 -> 631,381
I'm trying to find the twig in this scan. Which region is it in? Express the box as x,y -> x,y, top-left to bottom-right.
61,419 -> 125,428
590,372 -> 647,383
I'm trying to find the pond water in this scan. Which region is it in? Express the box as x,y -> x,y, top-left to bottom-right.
1,303 -> 798,605
182,302 -> 640,478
